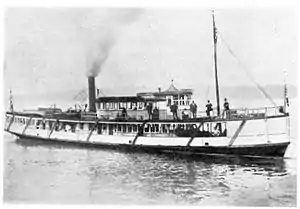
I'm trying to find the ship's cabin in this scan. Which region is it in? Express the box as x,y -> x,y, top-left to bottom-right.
96,81 -> 194,120
96,96 -> 166,120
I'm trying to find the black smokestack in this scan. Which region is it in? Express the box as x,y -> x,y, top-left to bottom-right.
88,76 -> 96,112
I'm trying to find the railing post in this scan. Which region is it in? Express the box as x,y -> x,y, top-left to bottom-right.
229,120 -> 246,146
86,121 -> 98,142
22,117 -> 32,135
48,120 -> 58,138
6,114 -> 15,131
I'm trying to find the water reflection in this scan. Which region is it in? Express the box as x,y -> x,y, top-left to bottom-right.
10,137 -> 293,205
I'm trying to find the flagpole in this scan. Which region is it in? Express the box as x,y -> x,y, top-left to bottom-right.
9,89 -> 14,112
212,10 -> 221,117
283,68 -> 289,113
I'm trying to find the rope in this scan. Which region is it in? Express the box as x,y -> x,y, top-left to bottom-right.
217,30 -> 277,107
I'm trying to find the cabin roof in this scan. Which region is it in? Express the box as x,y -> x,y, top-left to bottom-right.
137,81 -> 193,96
155,89 -> 193,96
96,96 -> 165,103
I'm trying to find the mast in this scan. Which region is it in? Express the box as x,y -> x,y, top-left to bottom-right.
212,10 -> 221,117
9,89 -> 14,112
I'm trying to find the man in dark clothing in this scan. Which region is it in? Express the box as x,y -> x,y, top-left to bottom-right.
170,102 -> 178,120
206,100 -> 213,117
190,101 -> 197,118
223,98 -> 230,118
152,106 -> 159,120
146,103 -> 153,120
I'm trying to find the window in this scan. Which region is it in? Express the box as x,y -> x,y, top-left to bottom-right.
119,102 -> 126,109
132,103 -> 137,110
145,124 -> 150,132
118,124 -> 122,132
138,102 -> 143,110
109,102 -> 114,109
155,124 -> 159,132
133,125 -> 137,132
179,94 -> 186,106
167,98 -> 171,106
162,124 -> 167,133
127,102 -> 132,110
128,125 -> 132,133
123,124 -> 126,133
151,125 -> 155,132
172,95 -> 180,106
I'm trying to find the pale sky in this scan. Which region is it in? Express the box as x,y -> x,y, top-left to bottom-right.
4,8 -> 297,109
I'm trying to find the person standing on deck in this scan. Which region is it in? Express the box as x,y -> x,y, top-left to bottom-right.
190,101 -> 197,118
222,98 -> 230,118
152,106 -> 159,120
170,102 -> 178,120
206,100 -> 213,117
146,103 -> 153,120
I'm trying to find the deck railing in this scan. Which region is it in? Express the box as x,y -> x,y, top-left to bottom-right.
86,105 -> 286,121
195,106 -> 286,119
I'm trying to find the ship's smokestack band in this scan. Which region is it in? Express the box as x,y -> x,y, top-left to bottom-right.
88,77 -> 96,112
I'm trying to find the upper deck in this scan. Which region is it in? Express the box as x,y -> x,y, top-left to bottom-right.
6,105 -> 288,124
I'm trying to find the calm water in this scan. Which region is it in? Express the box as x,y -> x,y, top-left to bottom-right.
3,132 -> 297,206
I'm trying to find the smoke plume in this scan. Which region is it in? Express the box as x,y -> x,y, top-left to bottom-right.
78,8 -> 143,77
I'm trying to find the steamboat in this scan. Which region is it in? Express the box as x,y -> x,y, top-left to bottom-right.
4,12 -> 291,158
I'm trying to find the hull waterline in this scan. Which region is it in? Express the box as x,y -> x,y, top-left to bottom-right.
8,131 -> 290,158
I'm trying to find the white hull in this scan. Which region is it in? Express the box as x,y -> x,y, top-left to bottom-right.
7,120 -> 289,148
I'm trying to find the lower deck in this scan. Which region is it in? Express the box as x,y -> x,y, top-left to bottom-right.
5,113 -> 290,148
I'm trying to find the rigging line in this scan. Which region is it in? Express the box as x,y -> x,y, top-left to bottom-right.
217,30 -> 277,107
